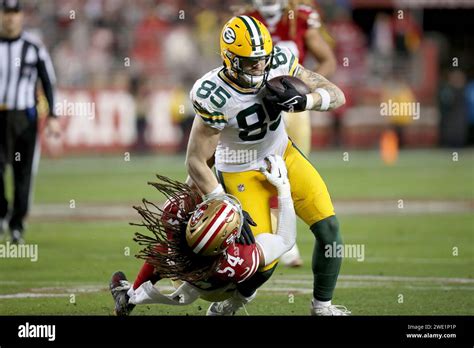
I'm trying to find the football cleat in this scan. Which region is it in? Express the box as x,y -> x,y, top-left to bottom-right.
11,229 -> 24,244
109,271 -> 135,316
310,299 -> 351,316
0,219 -> 6,241
280,244 -> 304,268
206,291 -> 256,316
285,258 -> 303,268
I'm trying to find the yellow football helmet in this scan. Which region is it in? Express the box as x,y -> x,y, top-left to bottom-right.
220,15 -> 273,89
186,195 -> 243,256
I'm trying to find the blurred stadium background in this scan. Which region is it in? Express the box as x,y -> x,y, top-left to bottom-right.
1,0 -> 473,315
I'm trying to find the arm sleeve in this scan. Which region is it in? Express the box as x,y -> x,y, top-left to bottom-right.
37,45 -> 57,117
129,281 -> 200,306
255,195 -> 296,266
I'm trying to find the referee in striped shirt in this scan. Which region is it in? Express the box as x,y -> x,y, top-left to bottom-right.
0,0 -> 60,244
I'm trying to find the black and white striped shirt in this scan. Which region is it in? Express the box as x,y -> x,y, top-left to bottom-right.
0,31 -> 56,115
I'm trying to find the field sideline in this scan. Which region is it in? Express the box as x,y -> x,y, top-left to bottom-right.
0,149 -> 473,315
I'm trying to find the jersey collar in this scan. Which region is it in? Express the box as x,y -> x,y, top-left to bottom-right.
218,69 -> 261,95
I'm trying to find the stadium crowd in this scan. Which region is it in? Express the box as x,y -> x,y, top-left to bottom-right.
16,0 -> 474,149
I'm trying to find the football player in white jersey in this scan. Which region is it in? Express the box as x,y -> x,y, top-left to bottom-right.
248,0 -> 338,267
186,15 -> 350,315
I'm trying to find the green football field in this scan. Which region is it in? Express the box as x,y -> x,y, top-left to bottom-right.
0,149 -> 473,315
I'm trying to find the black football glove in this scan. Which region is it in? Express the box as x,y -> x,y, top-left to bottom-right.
264,78 -> 307,112
237,210 -> 256,245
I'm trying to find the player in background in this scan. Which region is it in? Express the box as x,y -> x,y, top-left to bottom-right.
110,155 -> 297,316
186,16 -> 350,315
246,0 -> 337,267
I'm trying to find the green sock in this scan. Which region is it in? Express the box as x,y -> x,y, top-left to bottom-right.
310,215 -> 343,301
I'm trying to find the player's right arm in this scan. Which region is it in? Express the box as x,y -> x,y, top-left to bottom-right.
266,47 -> 344,113
186,76 -> 228,196
185,116 -> 221,196
294,64 -> 346,111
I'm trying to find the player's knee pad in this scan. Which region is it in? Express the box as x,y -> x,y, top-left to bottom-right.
310,215 -> 342,246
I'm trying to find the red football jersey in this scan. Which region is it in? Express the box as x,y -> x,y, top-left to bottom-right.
248,5 -> 321,63
159,195 -> 260,286
213,243 -> 261,284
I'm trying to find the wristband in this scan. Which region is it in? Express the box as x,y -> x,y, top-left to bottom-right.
305,93 -> 315,110
315,88 -> 331,111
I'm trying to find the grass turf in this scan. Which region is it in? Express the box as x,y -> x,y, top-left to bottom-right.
0,214 -> 472,315
4,149 -> 470,204
0,149 -> 472,315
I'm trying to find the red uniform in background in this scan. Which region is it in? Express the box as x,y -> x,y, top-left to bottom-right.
248,5 -> 321,64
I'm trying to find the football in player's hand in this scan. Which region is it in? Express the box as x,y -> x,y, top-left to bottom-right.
263,76 -> 311,112
265,75 -> 310,96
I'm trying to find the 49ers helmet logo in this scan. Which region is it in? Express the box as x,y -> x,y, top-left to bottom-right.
189,204 -> 208,228
223,27 -> 236,44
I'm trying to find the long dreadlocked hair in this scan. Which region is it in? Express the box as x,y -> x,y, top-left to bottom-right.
132,174 -> 221,284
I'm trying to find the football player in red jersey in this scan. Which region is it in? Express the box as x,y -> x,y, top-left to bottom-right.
246,0 -> 337,267
110,155 -> 297,316
249,0 -> 336,76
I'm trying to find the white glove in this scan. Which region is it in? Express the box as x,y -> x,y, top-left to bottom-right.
260,155 -> 291,198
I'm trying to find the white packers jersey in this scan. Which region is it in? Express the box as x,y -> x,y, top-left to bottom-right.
190,46 -> 299,172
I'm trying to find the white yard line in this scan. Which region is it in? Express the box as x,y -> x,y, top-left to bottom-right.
1,274 -> 473,299
352,257 -> 472,265
28,199 -> 473,221
283,274 -> 474,284
0,293 -> 70,299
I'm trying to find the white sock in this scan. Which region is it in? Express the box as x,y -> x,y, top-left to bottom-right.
313,298 -> 331,308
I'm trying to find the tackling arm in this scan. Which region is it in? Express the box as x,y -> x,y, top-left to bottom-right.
294,64 -> 346,111
129,280 -> 201,306
185,117 -> 221,196
255,156 -> 296,266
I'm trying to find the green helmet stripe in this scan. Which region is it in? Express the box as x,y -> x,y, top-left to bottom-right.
248,16 -> 264,49
238,16 -> 261,52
